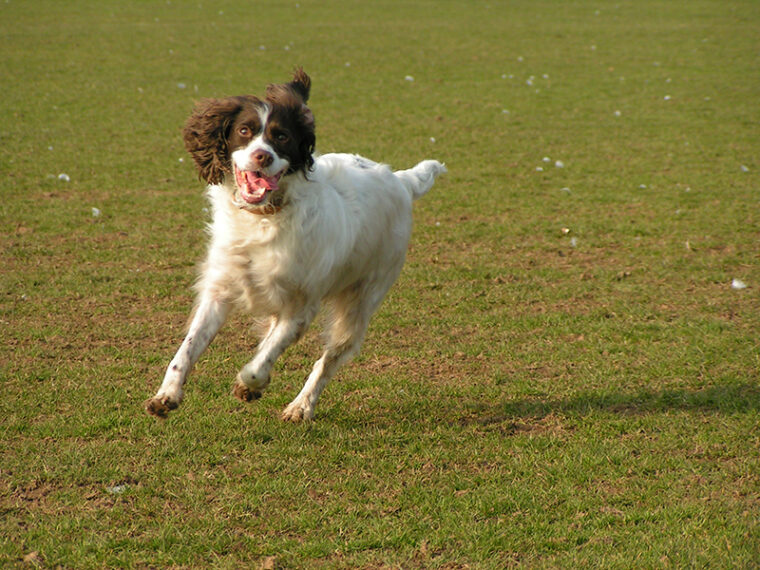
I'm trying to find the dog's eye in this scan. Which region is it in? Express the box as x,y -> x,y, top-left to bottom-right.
274,132 -> 290,143
238,126 -> 251,137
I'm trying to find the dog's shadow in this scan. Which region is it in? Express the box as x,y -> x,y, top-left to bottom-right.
327,380 -> 760,432
450,381 -> 760,433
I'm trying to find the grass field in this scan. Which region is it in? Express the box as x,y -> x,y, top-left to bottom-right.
2,0 -> 759,567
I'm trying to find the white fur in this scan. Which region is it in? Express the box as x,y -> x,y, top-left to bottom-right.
147,153 -> 445,421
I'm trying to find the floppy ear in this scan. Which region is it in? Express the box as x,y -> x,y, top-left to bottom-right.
183,97 -> 249,184
265,67 -> 311,105
290,68 -> 315,170
264,68 -> 315,174
287,67 -> 311,103
299,125 -> 316,173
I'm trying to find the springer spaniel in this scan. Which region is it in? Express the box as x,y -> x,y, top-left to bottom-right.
145,68 -> 445,422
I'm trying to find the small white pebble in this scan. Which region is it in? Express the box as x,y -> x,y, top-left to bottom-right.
740,165 -> 749,172
555,160 -> 564,168
177,83 -> 186,89
560,187 -> 571,193
429,137 -> 436,143
639,184 -> 647,189
543,156 -> 551,163
58,173 -> 70,182
664,95 -> 671,100
404,75 -> 414,82
731,278 -> 747,290
536,166 -> 544,172
570,237 -> 578,247
91,207 -> 101,217
614,110 -> 622,117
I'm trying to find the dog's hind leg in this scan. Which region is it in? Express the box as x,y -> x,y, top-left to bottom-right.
281,280 -> 387,422
146,296 -> 230,418
281,340 -> 359,422
233,304 -> 319,403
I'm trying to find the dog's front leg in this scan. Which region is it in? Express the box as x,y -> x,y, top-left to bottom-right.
145,296 -> 229,418
232,305 -> 318,403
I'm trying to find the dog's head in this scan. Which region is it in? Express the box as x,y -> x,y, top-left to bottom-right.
183,68 -> 315,212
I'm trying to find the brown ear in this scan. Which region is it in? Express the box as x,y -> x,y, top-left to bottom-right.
183,97 -> 251,184
267,67 -> 311,104
288,67 -> 311,103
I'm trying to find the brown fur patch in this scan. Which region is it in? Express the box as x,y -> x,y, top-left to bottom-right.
144,397 -> 177,418
232,381 -> 261,402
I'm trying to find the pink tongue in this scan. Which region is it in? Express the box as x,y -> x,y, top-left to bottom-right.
237,169 -> 280,204
245,171 -> 279,191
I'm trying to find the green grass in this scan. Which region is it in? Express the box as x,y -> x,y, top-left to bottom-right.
2,0 -> 759,567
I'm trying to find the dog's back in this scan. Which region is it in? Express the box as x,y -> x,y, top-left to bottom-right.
200,154 -> 442,311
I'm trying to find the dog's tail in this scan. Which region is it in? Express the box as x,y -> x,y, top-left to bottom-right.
395,160 -> 447,200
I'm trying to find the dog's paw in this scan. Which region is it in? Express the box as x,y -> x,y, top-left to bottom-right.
281,400 -> 314,422
232,379 -> 262,403
145,396 -> 179,418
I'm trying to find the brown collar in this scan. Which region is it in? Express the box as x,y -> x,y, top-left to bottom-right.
243,203 -> 284,216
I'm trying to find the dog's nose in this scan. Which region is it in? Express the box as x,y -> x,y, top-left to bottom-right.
252,149 -> 274,169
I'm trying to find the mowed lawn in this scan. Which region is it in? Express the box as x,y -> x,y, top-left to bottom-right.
1,0 -> 758,567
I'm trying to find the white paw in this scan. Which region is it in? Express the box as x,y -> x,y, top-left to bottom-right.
281,399 -> 314,422
236,366 -> 271,391
233,368 -> 271,403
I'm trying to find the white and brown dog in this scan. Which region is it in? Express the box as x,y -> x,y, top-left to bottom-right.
145,68 -> 445,422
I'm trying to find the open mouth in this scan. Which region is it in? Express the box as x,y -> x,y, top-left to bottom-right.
234,165 -> 285,205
